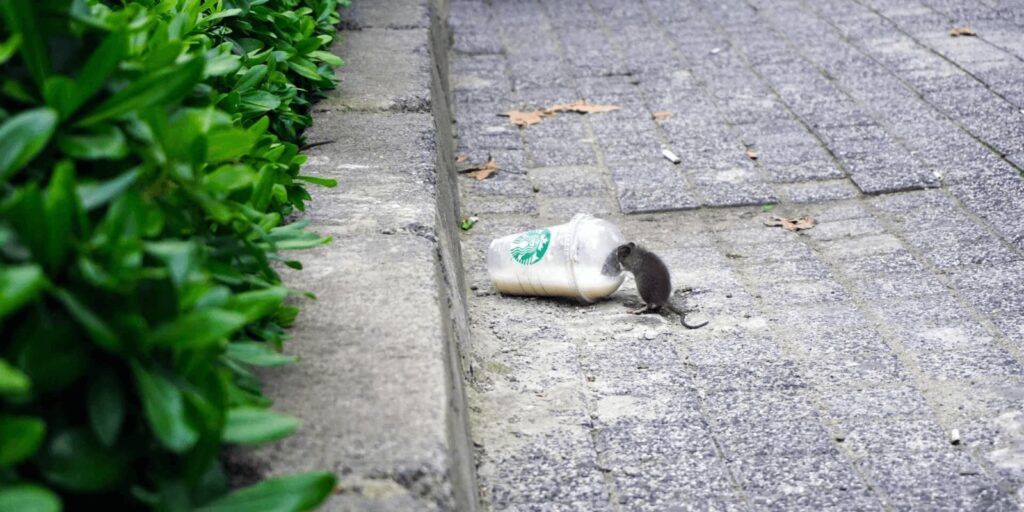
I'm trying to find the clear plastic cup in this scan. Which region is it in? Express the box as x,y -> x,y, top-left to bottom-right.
486,213 -> 627,303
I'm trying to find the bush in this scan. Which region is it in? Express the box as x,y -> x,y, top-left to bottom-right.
0,0 -> 345,509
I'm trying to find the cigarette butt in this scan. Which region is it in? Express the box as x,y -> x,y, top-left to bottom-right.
662,148 -> 681,164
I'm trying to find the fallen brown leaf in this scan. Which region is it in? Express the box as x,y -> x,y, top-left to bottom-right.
458,157 -> 499,180
950,26 -> 977,37
745,148 -> 759,160
764,215 -> 816,231
652,111 -> 672,120
455,153 -> 468,163
545,100 -> 621,114
501,110 -> 548,126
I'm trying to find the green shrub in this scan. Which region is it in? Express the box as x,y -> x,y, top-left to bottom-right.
0,0 -> 346,509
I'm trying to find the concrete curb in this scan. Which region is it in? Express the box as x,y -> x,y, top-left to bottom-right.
226,1 -> 478,510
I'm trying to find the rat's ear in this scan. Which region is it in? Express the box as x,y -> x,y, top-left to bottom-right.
617,243 -> 632,257
626,242 -> 636,250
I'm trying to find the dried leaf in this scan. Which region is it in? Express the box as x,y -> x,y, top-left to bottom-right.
745,148 -> 759,160
544,100 -> 621,114
652,111 -> 672,120
459,157 -> 499,180
498,100 -> 620,128
764,215 -> 816,232
949,26 -> 977,37
501,110 -> 548,126
455,153 -> 467,163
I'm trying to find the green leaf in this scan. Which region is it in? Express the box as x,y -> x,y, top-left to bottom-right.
250,165 -> 278,211
206,127 -> 258,162
77,168 -> 140,210
234,65 -> 267,92
58,125 -> 129,160
42,76 -> 78,119
52,289 -> 120,352
39,427 -> 130,492
0,359 -> 30,396
0,34 -> 22,66
196,471 -> 336,512
11,313 -> 87,393
227,287 -> 287,323
0,108 -> 59,182
226,342 -> 297,367
150,309 -> 248,349
2,77 -> 35,103
131,363 -> 199,453
199,8 -> 243,27
239,90 -> 281,113
309,50 -> 343,67
294,175 -> 336,187
204,164 -> 255,195
0,416 -> 46,466
0,264 -> 46,319
0,0 -> 49,87
0,485 -> 61,512
43,161 -> 77,269
222,407 -> 299,445
144,240 -> 197,286
288,58 -> 323,81
205,52 -> 241,78
76,57 -> 204,127
87,370 -> 125,447
70,29 -> 127,116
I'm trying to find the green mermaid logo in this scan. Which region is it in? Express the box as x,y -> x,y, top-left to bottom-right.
510,228 -> 551,265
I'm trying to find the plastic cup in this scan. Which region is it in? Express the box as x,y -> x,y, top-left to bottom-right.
486,213 -> 627,303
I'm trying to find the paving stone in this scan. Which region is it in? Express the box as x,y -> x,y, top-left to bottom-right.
746,490 -> 883,511
948,262 -> 1024,316
695,359 -> 808,393
804,216 -> 888,242
527,166 -> 607,197
911,344 -> 1024,380
540,196 -> 618,221
447,0 -> 1024,508
857,452 -> 1016,511
822,384 -> 933,419
871,293 -> 985,334
686,334 -> 784,366
901,224 -> 1020,269
779,180 -> 861,203
799,341 -> 911,388
730,452 -> 867,497
838,251 -> 927,276
837,417 -> 952,458
459,172 -> 534,199
462,194 -> 538,215
609,161 -> 700,213
611,457 -> 738,509
819,234 -> 909,260
848,270 -> 949,302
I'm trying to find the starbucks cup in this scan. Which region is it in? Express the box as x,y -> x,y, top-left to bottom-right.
486,214 -> 627,303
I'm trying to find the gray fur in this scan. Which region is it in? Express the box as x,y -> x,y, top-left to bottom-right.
615,242 -> 708,329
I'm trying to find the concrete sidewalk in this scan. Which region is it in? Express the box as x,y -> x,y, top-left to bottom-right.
451,0 -> 1024,510
228,1 -> 479,510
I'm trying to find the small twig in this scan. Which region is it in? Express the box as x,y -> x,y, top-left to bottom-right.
300,139 -> 336,150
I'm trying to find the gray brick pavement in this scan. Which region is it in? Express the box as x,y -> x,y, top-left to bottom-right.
449,0 -> 1024,509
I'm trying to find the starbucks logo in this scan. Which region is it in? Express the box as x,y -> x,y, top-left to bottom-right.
510,229 -> 551,266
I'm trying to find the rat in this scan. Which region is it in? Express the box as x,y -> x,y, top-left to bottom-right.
614,242 -> 708,329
